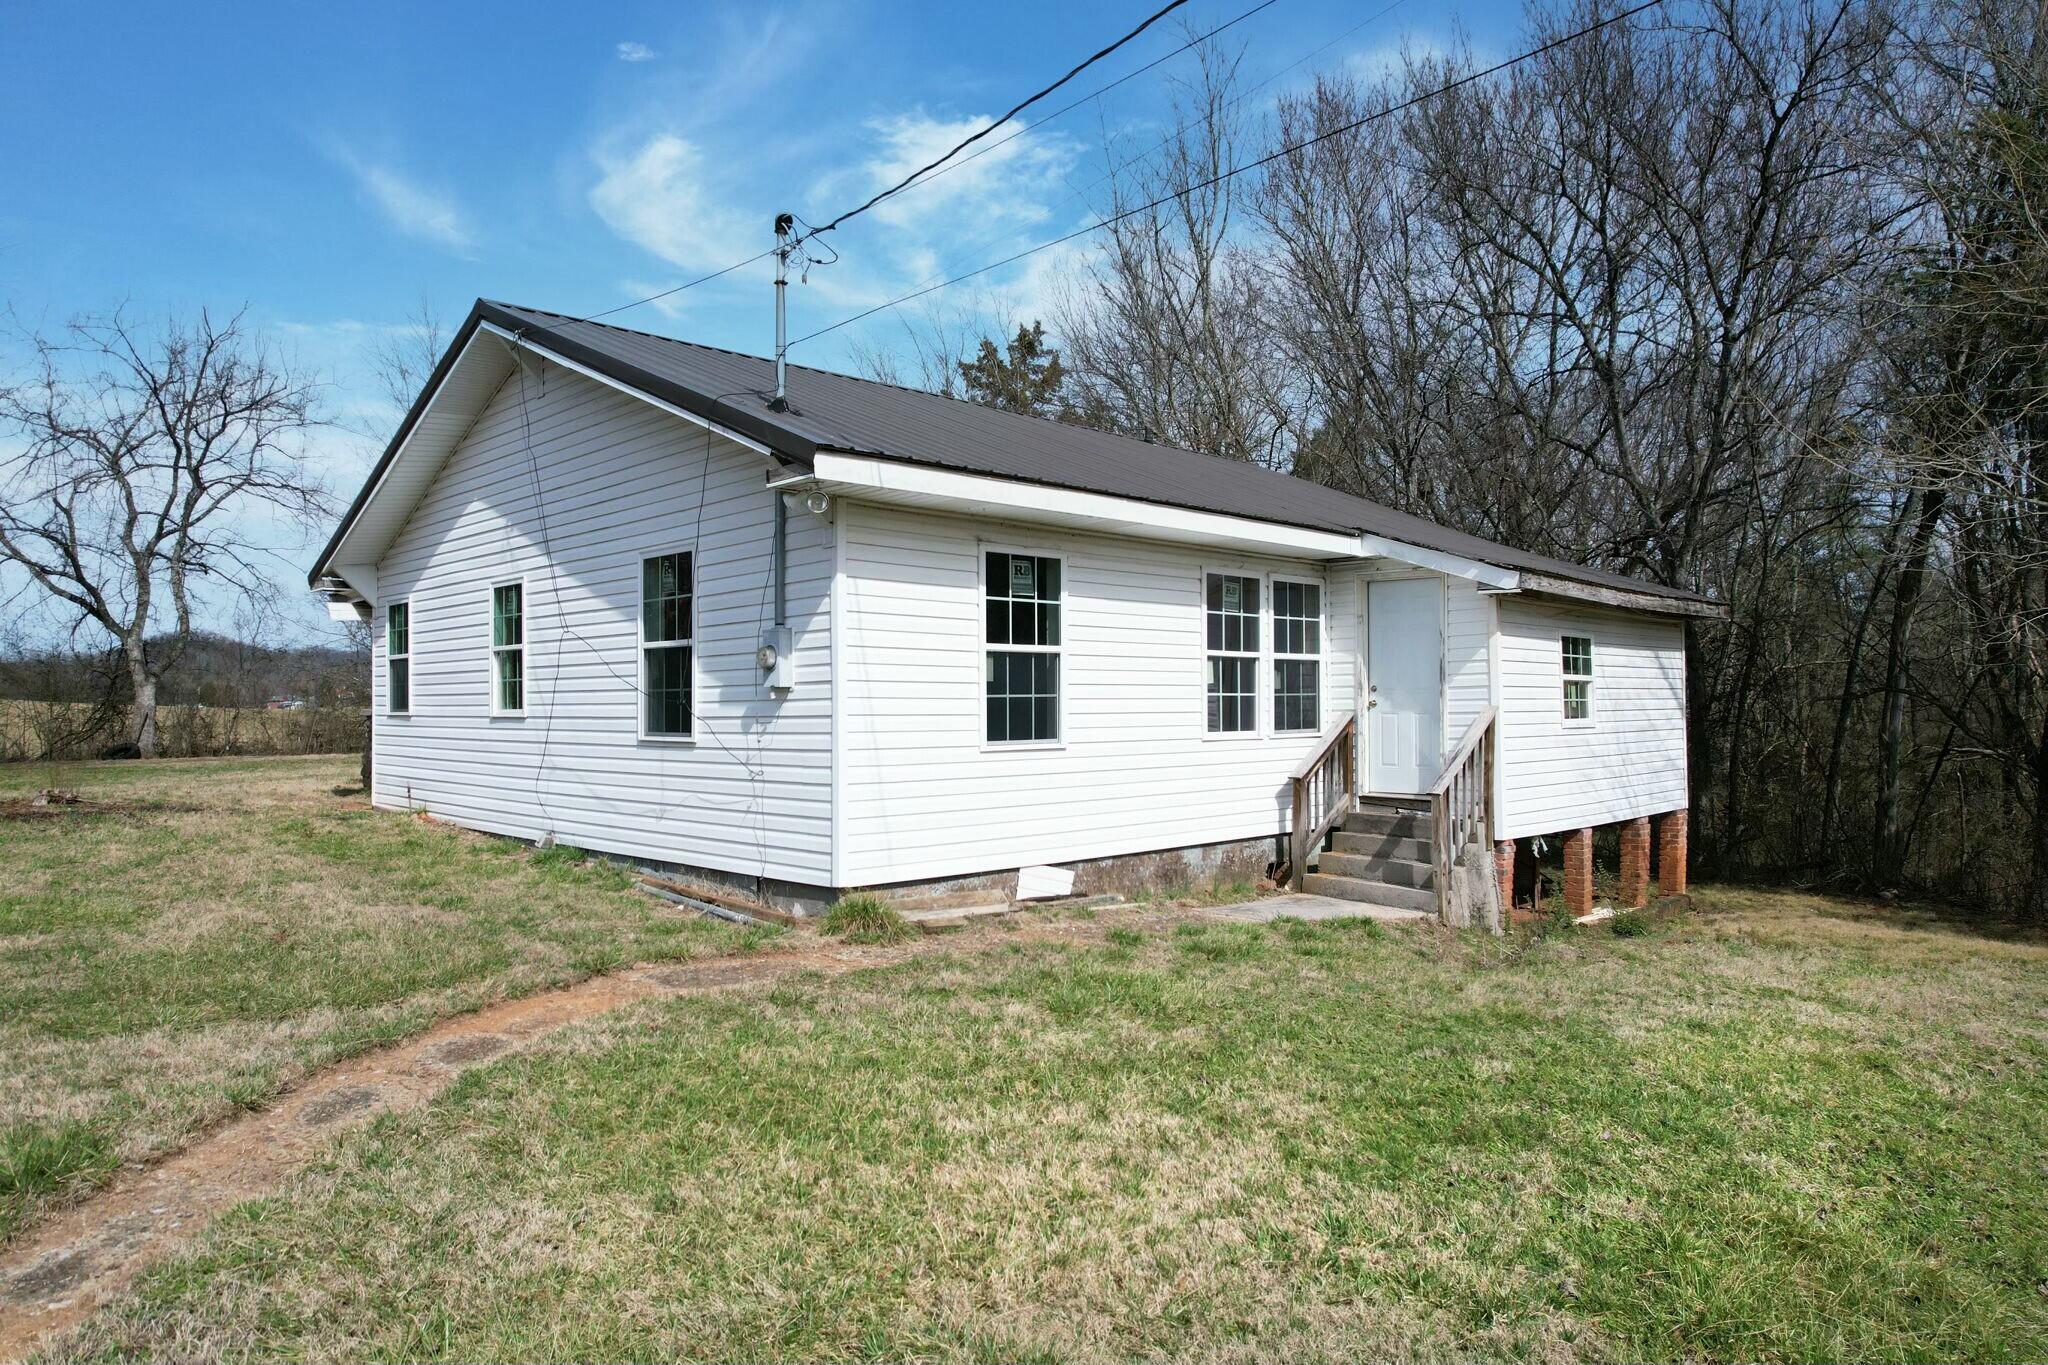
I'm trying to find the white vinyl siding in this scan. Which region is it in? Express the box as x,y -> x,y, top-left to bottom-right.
838,501 -> 1341,887
1444,576 -> 1491,749
1494,595 -> 1686,839
367,359 -> 833,883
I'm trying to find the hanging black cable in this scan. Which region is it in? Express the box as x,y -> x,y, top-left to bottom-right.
877,0 -> 1409,327
798,0 -> 1194,241
857,0 -> 1282,212
789,0 -> 1666,348
550,0 -> 1263,328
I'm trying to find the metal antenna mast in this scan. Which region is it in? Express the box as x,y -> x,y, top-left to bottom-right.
771,212 -> 794,412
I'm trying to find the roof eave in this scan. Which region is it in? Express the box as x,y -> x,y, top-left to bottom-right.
1514,571 -> 1729,619
474,301 -> 817,463
307,304 -> 493,587
309,300 -> 819,590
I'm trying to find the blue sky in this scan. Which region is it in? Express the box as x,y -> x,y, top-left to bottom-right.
3,0 -> 1514,642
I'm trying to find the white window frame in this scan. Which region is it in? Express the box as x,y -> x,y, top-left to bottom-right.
1270,575 -> 1325,737
1202,567 -> 1262,740
386,600 -> 412,717
639,549 -> 696,744
1562,631 -> 1596,728
980,544 -> 1065,751
488,579 -> 526,718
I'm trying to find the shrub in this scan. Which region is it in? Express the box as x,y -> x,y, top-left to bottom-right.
1611,910 -> 1650,937
820,893 -> 913,945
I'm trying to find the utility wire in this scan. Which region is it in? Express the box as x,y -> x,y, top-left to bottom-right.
879,0 -> 1411,327
789,0 -> 1665,348
574,249 -> 780,325
799,0 -> 1195,241
552,0 -> 1268,328
855,0 -> 1282,211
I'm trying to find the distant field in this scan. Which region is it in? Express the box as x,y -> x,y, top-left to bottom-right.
0,701 -> 362,763
0,755 -> 763,1245
49,884 -> 2048,1363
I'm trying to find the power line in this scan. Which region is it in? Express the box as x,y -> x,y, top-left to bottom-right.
856,0 -> 1283,213
799,0 -> 1194,241
876,0 -> 1411,330
547,0 -> 1208,328
574,249 -> 779,325
789,0 -> 1665,348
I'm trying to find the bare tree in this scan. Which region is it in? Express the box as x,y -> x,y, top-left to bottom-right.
0,307 -> 329,757
364,297 -> 448,415
1059,37 -> 1290,465
1870,0 -> 2048,917
845,298 -> 991,396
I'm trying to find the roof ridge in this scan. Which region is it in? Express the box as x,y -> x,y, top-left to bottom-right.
485,298 -> 1308,477
471,300 -> 1715,609
488,299 -> 969,402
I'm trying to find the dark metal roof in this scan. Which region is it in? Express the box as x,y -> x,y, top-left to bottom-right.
314,298 -> 1719,610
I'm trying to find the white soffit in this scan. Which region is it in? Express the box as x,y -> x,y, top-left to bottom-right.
327,326 -> 783,597
326,328 -> 515,578
809,453 -> 1525,588
809,452 -> 1366,560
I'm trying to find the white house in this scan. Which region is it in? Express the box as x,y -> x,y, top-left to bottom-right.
311,300 -> 1726,925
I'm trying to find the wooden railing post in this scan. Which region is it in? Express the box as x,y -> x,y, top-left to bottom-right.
1427,707 -> 1498,923
1287,713 -> 1358,891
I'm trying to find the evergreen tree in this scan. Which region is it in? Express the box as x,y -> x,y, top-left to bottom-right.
957,322 -> 1074,419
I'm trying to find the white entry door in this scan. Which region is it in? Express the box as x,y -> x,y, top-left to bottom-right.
1365,577 -> 1442,794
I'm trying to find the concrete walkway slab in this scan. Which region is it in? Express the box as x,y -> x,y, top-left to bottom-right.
1207,893 -> 1432,924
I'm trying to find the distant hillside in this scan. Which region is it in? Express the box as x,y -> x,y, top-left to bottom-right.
0,631 -> 368,710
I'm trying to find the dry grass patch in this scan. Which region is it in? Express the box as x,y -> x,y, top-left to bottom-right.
53,887 -> 2048,1362
0,755 -> 767,1243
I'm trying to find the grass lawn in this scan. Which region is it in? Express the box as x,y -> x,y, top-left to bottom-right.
0,755 -> 763,1245
53,887 -> 2048,1362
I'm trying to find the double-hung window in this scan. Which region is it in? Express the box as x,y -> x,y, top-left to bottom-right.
386,602 -> 410,715
1562,634 -> 1594,723
491,584 -> 524,714
1272,579 -> 1323,733
1205,572 -> 1259,734
641,552 -> 694,738
984,550 -> 1060,745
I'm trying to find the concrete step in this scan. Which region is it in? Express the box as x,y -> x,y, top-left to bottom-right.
1330,830 -> 1430,862
1358,794 -> 1430,815
1318,851 -> 1433,888
1302,873 -> 1437,915
1344,808 -> 1428,841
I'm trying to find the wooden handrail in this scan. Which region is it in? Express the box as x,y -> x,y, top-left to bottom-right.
1287,713 -> 1357,890
1428,707 -> 1498,923
1429,706 -> 1498,797
1291,712 -> 1360,783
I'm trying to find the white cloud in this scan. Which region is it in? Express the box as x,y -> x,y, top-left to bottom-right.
857,111 -> 1070,232
588,132 -> 758,274
616,40 -> 657,62
620,279 -> 696,321
1345,34 -> 1460,82
325,144 -> 474,253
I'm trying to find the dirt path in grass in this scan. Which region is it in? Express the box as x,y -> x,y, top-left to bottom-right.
0,934 -> 978,1363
